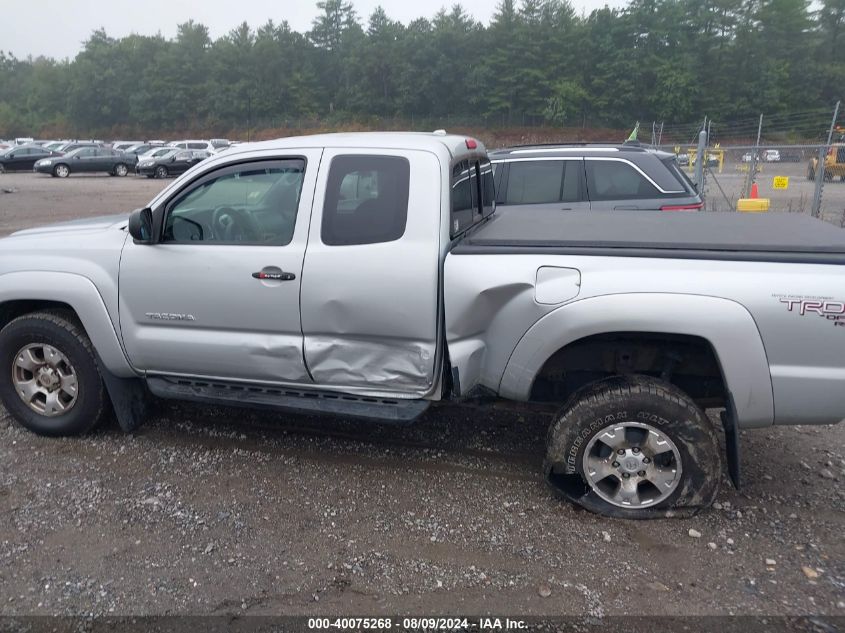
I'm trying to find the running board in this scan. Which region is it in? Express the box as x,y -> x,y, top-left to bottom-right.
146,376 -> 430,423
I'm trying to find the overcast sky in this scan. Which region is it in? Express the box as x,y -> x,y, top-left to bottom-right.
5,0 -> 623,61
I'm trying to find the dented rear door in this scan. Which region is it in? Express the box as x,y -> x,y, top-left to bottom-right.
300,148 -> 442,395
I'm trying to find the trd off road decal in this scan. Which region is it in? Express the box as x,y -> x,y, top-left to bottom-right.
775,295 -> 845,328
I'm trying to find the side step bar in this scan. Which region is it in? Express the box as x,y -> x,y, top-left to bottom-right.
146,376 -> 430,423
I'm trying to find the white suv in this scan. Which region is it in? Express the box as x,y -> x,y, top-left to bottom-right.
169,140 -> 218,154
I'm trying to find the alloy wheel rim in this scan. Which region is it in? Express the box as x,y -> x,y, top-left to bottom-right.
582,421 -> 682,508
12,343 -> 79,417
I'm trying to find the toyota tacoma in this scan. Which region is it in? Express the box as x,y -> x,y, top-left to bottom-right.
0,132 -> 843,518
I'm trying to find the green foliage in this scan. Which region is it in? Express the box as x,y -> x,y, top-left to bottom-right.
0,0 -> 841,138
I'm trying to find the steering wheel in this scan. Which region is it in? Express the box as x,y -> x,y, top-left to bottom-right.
211,206 -> 260,242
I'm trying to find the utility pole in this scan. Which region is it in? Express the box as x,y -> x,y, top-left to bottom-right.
743,113 -> 763,199
694,128 -> 707,192
812,100 -> 841,218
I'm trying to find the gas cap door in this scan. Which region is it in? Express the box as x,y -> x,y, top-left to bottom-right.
535,266 -> 581,305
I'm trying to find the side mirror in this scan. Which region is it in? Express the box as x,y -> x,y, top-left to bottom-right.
128,208 -> 153,243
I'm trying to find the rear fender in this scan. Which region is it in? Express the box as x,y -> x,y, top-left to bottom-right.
500,293 -> 774,429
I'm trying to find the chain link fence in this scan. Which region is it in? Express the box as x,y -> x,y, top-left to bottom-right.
651,104 -> 845,226
656,143 -> 845,226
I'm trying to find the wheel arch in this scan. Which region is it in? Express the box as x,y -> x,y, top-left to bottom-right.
499,293 -> 774,429
0,272 -> 135,378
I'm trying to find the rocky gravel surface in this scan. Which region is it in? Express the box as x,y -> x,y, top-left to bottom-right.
0,402 -> 843,618
0,172 -> 842,622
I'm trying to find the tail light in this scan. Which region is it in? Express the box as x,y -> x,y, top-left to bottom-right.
660,202 -> 703,211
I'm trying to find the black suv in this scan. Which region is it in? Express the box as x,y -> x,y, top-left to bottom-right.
489,143 -> 702,212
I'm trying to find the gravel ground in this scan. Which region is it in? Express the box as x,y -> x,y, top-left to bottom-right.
0,172 -> 843,620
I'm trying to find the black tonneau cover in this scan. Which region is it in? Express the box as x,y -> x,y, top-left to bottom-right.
453,209 -> 845,265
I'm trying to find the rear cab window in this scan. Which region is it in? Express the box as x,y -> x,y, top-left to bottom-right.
451,156 -> 495,238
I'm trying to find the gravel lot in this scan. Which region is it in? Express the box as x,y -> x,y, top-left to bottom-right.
0,172 -> 843,620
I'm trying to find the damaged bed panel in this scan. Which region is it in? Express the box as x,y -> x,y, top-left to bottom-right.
301,148 -> 442,394
443,254 -> 582,397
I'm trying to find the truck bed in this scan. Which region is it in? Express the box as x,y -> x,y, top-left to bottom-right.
453,209 -> 845,264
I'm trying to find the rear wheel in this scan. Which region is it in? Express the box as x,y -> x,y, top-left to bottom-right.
154,165 -> 168,179
0,312 -> 107,436
114,163 -> 128,177
54,164 -> 70,178
544,375 -> 721,519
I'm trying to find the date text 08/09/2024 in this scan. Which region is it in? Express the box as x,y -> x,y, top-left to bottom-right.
307,617 -> 529,630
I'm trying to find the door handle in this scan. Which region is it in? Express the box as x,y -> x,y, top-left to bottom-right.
252,270 -> 295,281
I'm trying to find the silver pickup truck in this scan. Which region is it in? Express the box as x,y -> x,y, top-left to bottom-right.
1,132 -> 843,519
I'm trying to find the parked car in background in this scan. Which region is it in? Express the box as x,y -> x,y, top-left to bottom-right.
111,141 -> 142,152
121,143 -> 159,158
34,147 -> 134,178
138,146 -> 178,160
0,145 -> 62,173
135,149 -> 210,178
490,143 -> 702,211
170,140 -> 218,154
54,141 -> 101,154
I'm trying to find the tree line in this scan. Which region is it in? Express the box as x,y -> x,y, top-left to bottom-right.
0,0 -> 843,139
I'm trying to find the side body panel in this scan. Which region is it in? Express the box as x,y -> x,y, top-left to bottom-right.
300,148 -> 443,396
445,253 -> 845,427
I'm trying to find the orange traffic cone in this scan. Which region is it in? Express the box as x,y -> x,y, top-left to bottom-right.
750,183 -> 759,199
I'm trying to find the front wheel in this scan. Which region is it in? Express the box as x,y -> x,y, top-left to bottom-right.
0,311 -> 108,436
543,375 -> 721,519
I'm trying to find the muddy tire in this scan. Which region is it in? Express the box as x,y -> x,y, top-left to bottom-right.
0,311 -> 107,436
543,375 -> 721,519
